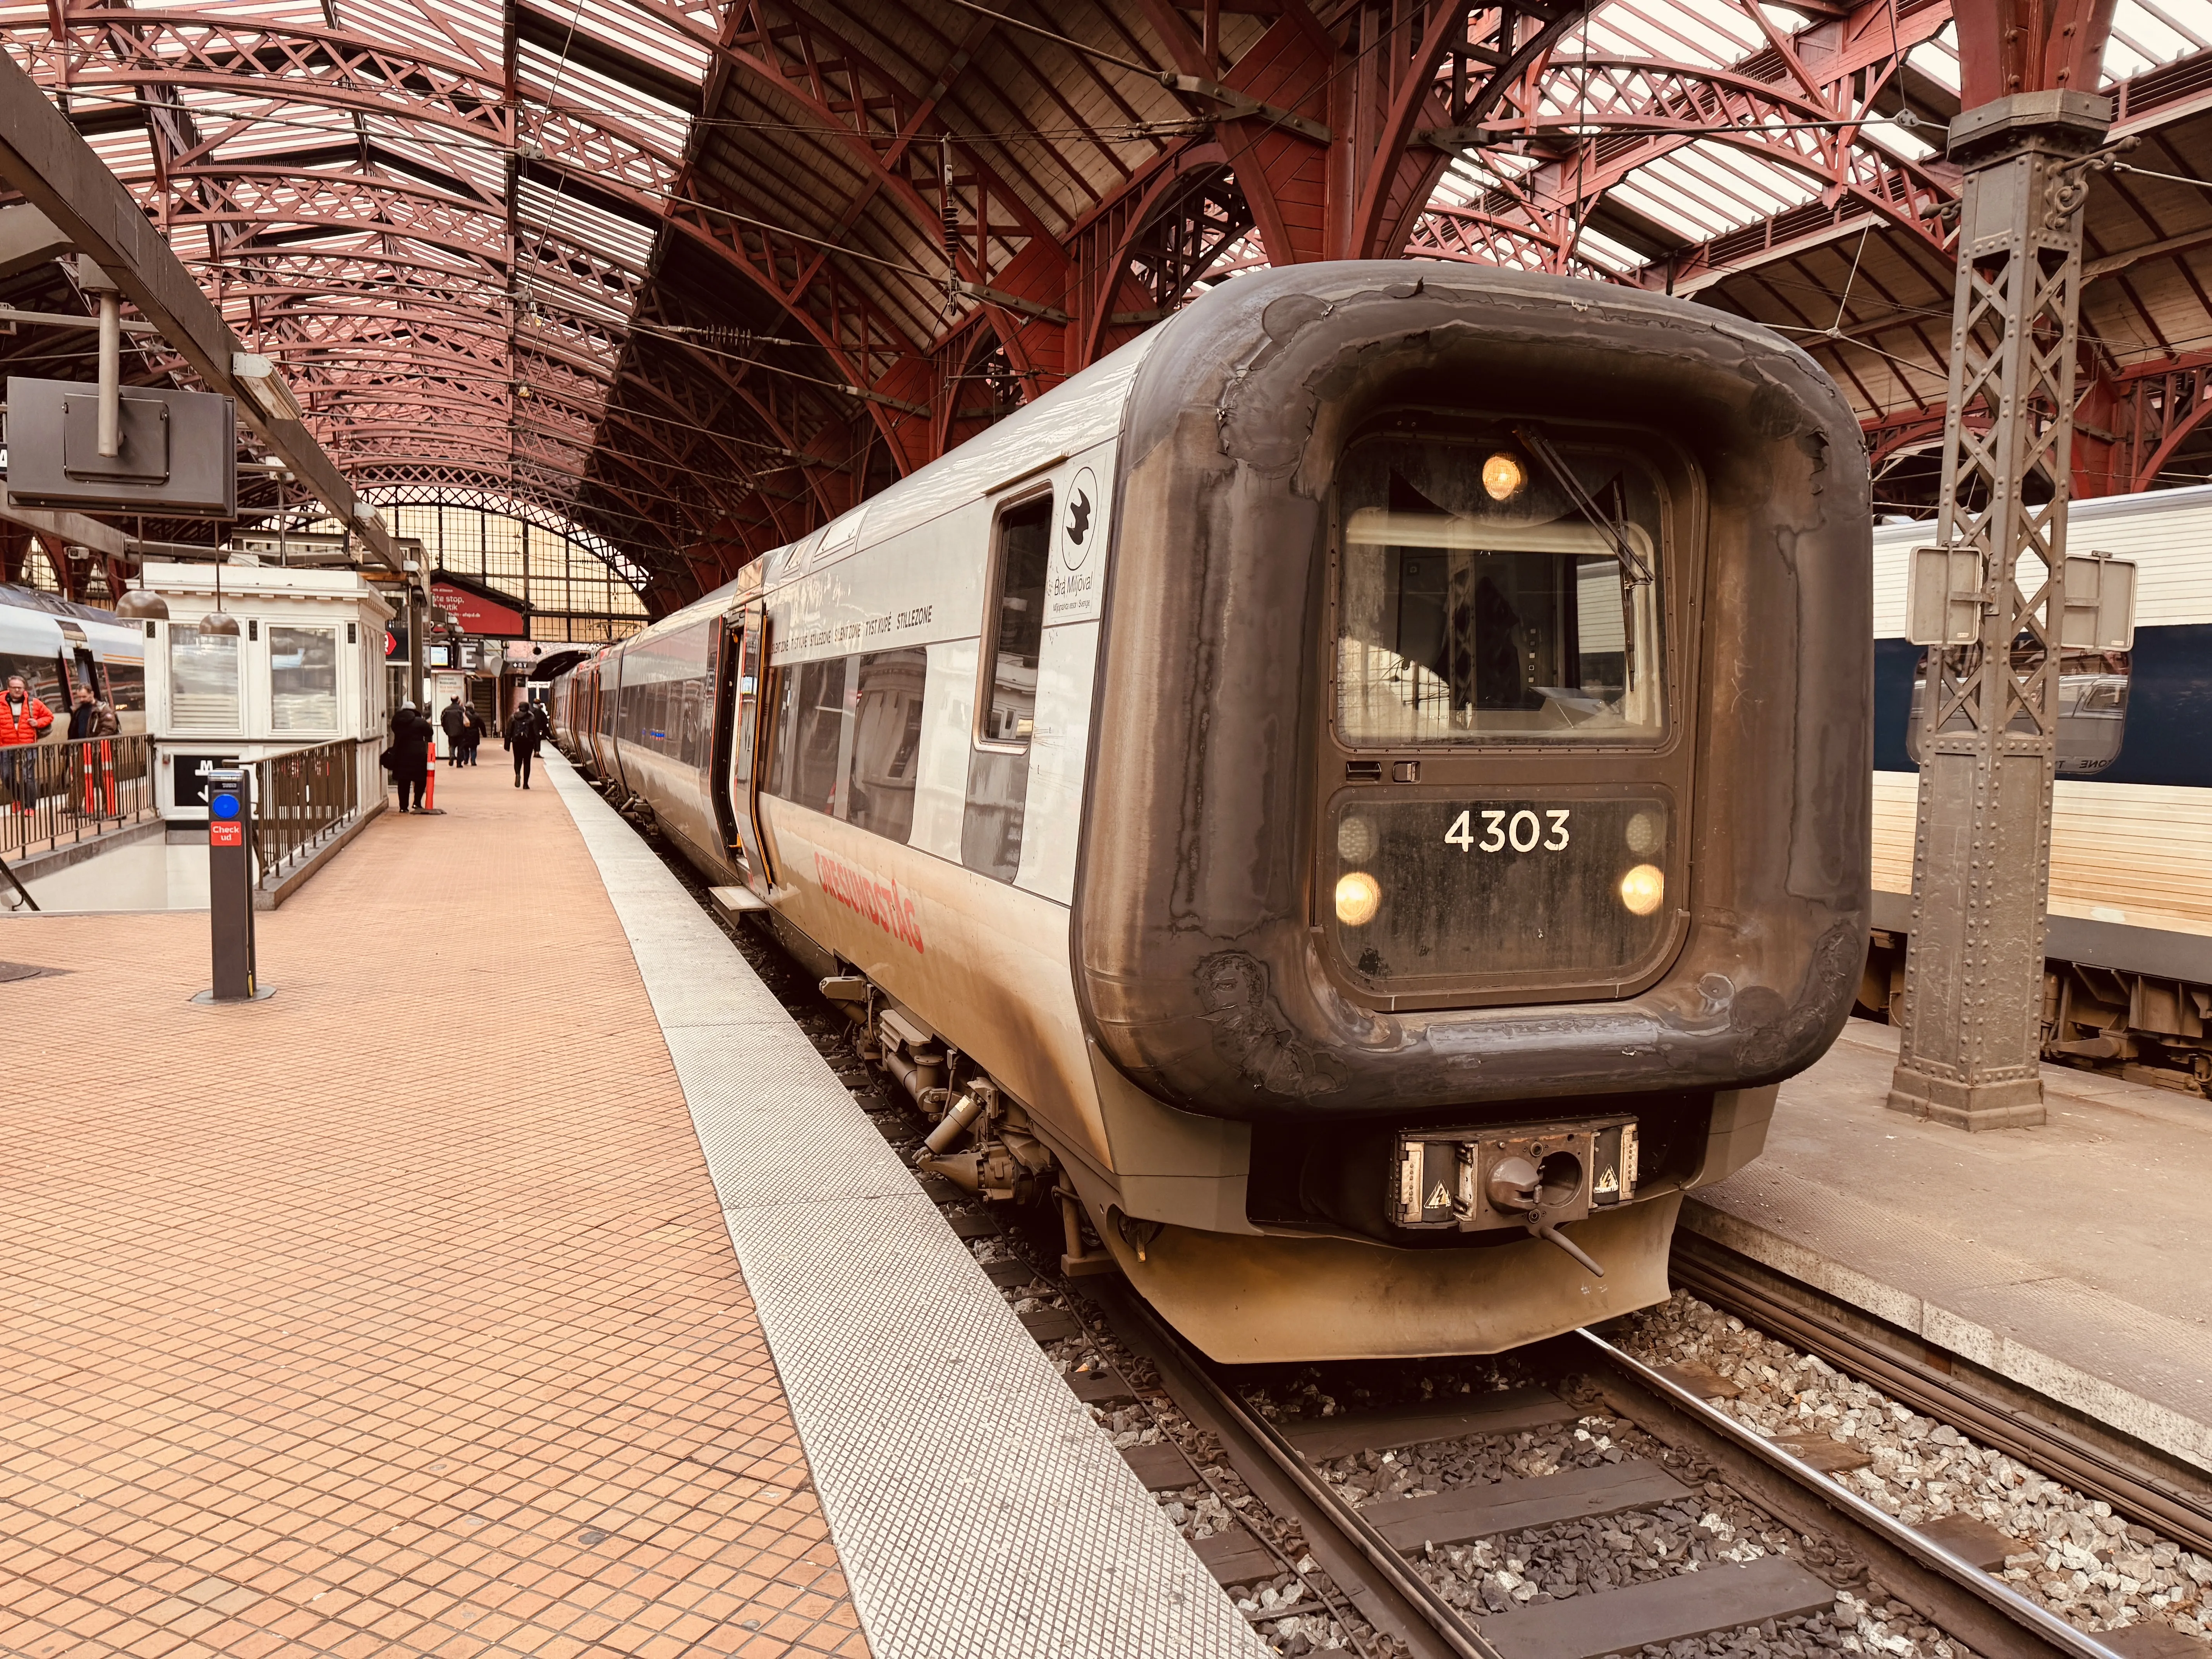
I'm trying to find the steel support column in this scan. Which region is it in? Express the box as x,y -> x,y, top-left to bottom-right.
1887,90 -> 2111,1130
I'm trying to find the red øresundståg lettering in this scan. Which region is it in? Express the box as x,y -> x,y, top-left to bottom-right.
812,849 -> 925,952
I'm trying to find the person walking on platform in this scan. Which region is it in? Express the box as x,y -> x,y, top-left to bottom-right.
66,681 -> 119,818
0,672 -> 53,817
458,704 -> 483,766
506,698 -> 545,790
439,695 -> 467,763
387,702 -> 433,813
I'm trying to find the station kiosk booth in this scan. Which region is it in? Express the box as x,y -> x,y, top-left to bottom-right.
134,559 -> 395,836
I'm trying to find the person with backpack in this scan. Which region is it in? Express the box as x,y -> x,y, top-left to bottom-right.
506,697 -> 546,789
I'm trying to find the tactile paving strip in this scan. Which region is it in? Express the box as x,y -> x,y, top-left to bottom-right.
546,757 -> 1266,1659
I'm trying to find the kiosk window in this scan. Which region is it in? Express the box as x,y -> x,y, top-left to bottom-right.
170,627 -> 241,730
270,626 -> 339,731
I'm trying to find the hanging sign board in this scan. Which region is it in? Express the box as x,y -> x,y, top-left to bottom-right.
5,376 -> 237,516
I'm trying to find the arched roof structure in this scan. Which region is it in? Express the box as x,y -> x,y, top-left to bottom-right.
4,0 -> 2209,611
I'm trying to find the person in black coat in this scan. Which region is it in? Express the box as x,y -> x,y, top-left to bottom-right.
505,699 -> 546,790
438,696 -> 467,762
386,703 -> 434,812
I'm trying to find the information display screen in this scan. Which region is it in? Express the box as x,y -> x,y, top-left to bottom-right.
1328,793 -> 1674,994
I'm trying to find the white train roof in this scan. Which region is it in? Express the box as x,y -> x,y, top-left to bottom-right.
602,327 -> 1163,661
1872,484 -> 2212,635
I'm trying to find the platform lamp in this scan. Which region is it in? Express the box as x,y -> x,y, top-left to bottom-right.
198,554 -> 239,637
114,586 -> 169,622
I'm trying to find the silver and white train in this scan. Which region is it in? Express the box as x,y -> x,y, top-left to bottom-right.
0,582 -> 147,733
553,261 -> 1872,1362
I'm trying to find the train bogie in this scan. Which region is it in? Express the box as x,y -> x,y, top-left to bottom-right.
553,262 -> 1874,1362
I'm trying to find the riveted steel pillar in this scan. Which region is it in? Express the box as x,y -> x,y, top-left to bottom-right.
1887,91 -> 2111,1131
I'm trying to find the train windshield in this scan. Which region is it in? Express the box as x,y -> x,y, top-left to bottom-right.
1335,436 -> 1665,745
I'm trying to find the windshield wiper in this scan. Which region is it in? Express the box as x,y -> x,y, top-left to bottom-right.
1512,425 -> 1654,586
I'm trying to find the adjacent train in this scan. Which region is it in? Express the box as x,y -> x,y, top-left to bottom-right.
551,262 -> 1872,1362
0,582 -> 148,734
1858,488 -> 2212,1091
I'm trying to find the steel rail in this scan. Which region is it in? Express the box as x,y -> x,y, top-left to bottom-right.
1576,1328 -> 2128,1659
1669,1233 -> 2212,1560
1087,1277 -> 1502,1659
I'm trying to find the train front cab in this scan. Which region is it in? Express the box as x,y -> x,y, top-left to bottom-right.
1063,265 -> 1872,1360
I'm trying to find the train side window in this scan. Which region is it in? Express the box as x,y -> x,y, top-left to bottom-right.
0,653 -> 60,714
964,494 -> 1050,881
763,666 -> 793,799
1906,646 -> 2130,775
848,648 -> 927,843
976,495 -> 1050,750
786,656 -> 848,815
105,659 -> 145,713
684,677 -> 708,767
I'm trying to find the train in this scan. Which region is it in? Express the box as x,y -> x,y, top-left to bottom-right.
1858,487 -> 2212,1094
0,581 -> 148,734
551,261 -> 1872,1362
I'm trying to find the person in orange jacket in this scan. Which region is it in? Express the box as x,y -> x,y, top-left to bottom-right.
0,672 -> 54,816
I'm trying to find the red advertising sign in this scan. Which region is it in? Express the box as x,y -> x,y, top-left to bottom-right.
430,582 -> 526,637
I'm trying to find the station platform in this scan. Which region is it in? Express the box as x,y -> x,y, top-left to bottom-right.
0,755 -> 1254,1659
1686,1018 -> 2212,1477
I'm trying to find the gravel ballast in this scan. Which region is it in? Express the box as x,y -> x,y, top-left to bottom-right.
1618,1292 -> 2212,1646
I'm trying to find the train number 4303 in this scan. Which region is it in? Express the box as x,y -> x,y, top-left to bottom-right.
1445,808 -> 1572,854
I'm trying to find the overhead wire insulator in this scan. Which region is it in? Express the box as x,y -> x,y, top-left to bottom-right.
941,133 -> 959,321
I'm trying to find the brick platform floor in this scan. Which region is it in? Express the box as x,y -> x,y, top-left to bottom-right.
0,759 -> 866,1659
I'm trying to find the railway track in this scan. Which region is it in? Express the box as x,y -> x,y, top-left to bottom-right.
1063,1273 -> 2143,1659
630,806 -> 2212,1659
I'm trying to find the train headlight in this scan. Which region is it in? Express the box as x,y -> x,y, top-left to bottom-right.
1335,871 -> 1381,927
1482,452 -> 1525,501
1618,863 -> 1664,917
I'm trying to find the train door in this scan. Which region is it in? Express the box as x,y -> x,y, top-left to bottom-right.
707,611 -> 741,856
728,599 -> 773,892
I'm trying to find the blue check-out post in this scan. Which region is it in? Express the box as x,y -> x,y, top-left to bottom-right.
204,766 -> 259,1002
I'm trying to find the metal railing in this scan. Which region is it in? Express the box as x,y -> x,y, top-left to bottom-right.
0,733 -> 158,860
252,737 -> 382,890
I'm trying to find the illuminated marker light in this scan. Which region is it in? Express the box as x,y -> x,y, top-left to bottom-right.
1336,871 -> 1382,927
1482,452 -> 1525,501
1619,863 -> 1665,917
